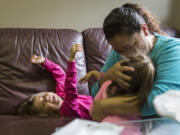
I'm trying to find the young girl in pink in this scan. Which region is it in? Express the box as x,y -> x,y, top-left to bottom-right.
18,44 -> 99,119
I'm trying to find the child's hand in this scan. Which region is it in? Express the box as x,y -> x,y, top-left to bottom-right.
79,71 -> 93,84
30,55 -> 45,64
79,70 -> 102,84
69,44 -> 82,62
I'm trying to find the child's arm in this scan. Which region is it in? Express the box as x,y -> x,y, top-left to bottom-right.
79,70 -> 103,84
30,55 -> 65,98
60,44 -> 83,118
60,61 -> 82,117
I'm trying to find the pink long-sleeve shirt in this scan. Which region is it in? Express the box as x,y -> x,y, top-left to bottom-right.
42,59 -> 92,119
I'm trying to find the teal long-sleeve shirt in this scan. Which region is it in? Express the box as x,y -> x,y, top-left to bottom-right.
91,33 -> 180,116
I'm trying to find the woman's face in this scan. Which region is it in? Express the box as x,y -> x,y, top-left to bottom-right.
108,31 -> 149,57
33,92 -> 63,114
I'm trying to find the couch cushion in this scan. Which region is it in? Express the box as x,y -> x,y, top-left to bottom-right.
0,28 -> 89,114
82,28 -> 112,91
161,26 -> 180,38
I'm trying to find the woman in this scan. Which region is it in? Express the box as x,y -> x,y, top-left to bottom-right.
90,3 -> 180,121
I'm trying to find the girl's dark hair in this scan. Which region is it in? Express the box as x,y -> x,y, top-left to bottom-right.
17,95 -> 59,117
106,54 -> 155,109
103,3 -> 166,39
17,96 -> 37,116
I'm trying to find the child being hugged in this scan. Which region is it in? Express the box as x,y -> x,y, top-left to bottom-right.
18,44 -> 100,119
87,54 -> 156,122
87,54 -> 155,135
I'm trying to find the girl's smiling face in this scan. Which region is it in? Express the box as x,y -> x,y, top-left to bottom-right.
32,92 -> 63,115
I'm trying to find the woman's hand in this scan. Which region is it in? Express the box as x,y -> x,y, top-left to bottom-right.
30,55 -> 45,64
90,99 -> 107,122
100,59 -> 134,89
79,70 -> 102,84
69,44 -> 82,62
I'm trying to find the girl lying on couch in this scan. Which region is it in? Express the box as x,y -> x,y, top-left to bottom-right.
18,44 -> 93,119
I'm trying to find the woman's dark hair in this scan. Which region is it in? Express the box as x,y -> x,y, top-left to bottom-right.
103,3 -> 166,39
106,54 -> 155,109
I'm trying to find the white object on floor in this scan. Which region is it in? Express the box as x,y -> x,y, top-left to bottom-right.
153,90 -> 180,122
147,121 -> 180,135
52,119 -> 124,135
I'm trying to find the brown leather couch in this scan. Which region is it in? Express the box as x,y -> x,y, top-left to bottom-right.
0,27 -> 179,135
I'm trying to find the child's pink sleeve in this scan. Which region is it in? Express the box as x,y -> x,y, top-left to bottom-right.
60,61 -> 82,118
41,58 -> 65,98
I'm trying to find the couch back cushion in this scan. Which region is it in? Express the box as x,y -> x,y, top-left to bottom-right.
82,28 -> 112,91
161,26 -> 180,38
0,28 -> 88,114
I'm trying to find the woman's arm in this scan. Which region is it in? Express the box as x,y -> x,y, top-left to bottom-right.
142,38 -> 180,116
90,96 -> 141,121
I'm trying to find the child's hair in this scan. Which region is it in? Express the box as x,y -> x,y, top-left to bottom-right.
106,54 -> 155,109
17,95 -> 59,117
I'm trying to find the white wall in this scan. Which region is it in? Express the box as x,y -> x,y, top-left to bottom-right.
168,0 -> 180,29
0,0 -> 178,31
